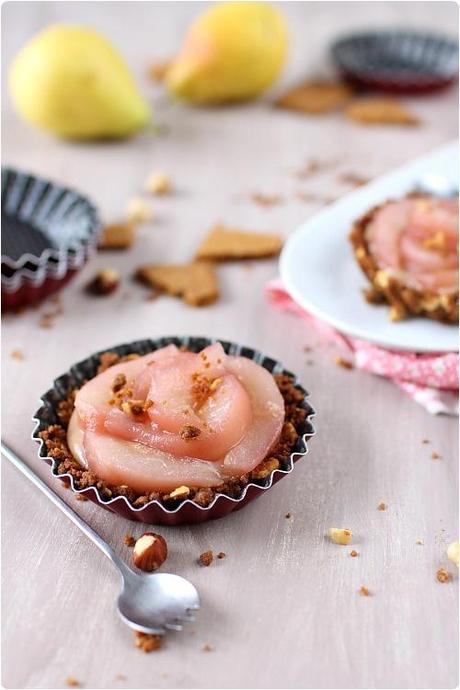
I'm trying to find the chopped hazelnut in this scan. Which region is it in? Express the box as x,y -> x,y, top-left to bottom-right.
112,373 -> 127,393
350,550 -> 359,557
198,550 -> 213,567
285,512 -> 292,519
121,400 -> 152,417
126,197 -> 153,224
180,424 -> 202,440
133,532 -> 168,572
436,568 -> 451,583
124,534 -> 136,547
75,494 -> 88,502
359,586 -> 371,596
217,552 -> 226,559
328,527 -> 353,545
377,502 -> 387,511
431,451 -> 441,460
168,485 -> 190,500
65,678 -> 80,688
134,631 -> 163,652
86,268 -> 120,296
202,644 -> 214,652
447,540 -> 459,568
145,171 -> 172,195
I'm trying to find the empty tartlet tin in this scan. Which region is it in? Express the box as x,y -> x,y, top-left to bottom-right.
32,336 -> 315,526
2,167 -> 100,310
332,30 -> 458,93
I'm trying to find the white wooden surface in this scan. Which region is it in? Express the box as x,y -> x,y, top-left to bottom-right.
2,3 -> 459,688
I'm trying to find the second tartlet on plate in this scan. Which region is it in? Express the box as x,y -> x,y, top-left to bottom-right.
350,193 -> 459,323
33,336 -> 315,525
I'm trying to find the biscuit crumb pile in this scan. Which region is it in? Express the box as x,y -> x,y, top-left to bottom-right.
134,631 -> 163,652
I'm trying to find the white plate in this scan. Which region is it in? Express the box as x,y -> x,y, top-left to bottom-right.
280,141 -> 459,353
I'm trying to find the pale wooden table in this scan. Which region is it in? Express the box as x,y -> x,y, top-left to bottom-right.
2,3 -> 459,688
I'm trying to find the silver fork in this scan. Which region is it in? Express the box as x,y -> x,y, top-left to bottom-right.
2,440 -> 200,635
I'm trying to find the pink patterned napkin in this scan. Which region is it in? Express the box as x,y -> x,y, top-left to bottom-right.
265,279 -> 458,416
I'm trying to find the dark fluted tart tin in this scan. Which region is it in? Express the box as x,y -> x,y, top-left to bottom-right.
32,336 -> 315,526
332,30 -> 458,93
2,167 -> 100,310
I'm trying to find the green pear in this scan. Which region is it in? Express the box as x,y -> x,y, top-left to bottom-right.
9,25 -> 151,139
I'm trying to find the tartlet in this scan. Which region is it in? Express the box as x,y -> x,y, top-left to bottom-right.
350,194 -> 459,323
33,337 -> 315,525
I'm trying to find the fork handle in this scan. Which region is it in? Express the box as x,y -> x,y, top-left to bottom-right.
2,439 -> 126,572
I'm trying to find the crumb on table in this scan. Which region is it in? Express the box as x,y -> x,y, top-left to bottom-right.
350,550 -> 359,557
65,678 -> 80,688
334,356 -> 354,370
359,586 -> 371,596
124,534 -> 136,547
202,644 -> 214,652
431,451 -> 442,460
217,552 -> 226,559
198,550 -> 213,567
436,568 -> 451,583
377,502 -> 387,511
134,631 -> 163,652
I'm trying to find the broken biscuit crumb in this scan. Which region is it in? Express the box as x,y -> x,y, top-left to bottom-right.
377,502 -> 387,511
65,678 -> 80,688
98,222 -> 135,250
346,98 -> 419,126
134,631 -> 163,652
75,494 -> 88,502
86,269 -> 120,296
431,451 -> 441,460
217,552 -> 226,559
10,349 -> 24,360
168,485 -> 190,500
148,59 -> 172,82
285,512 -> 292,519
202,644 -> 214,652
334,356 -> 354,370
422,439 -> 430,444
276,79 -> 353,114
415,539 -> 424,545
250,192 -> 282,207
328,528 -> 353,545
436,568 -> 451,583
124,534 -> 136,547
359,586 -> 371,596
198,550 -> 213,567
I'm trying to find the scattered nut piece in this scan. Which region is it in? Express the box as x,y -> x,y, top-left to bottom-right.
447,540 -> 459,568
10,348 -> 24,360
98,222 -> 135,250
86,269 -> 120,296
198,550 -> 213,567
126,197 -> 154,224
340,172 -> 370,188
422,439 -> 430,444
65,678 -> 80,688
377,502 -> 387,511
168,485 -> 190,500
350,550 -> 359,557
121,399 -> 152,417
285,512 -> 292,519
431,451 -> 441,460
217,552 -> 226,559
334,356 -> 354,370
415,539 -> 424,545
124,534 -> 136,547
202,644 -> 214,652
389,304 -> 407,321
133,532 -> 168,572
134,631 -> 163,652
328,528 -> 353,545
436,568 -> 451,583
359,586 -> 371,596
145,171 -> 172,195
75,494 -> 88,502
180,424 -> 202,440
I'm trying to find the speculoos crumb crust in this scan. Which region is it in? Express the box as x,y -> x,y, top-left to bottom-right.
38,351 -> 309,509
349,196 -> 459,324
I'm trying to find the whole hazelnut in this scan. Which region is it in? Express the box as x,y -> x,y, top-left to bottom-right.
132,532 -> 168,572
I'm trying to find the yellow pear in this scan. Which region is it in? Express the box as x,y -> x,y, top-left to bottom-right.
167,2 -> 288,104
9,26 -> 151,139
